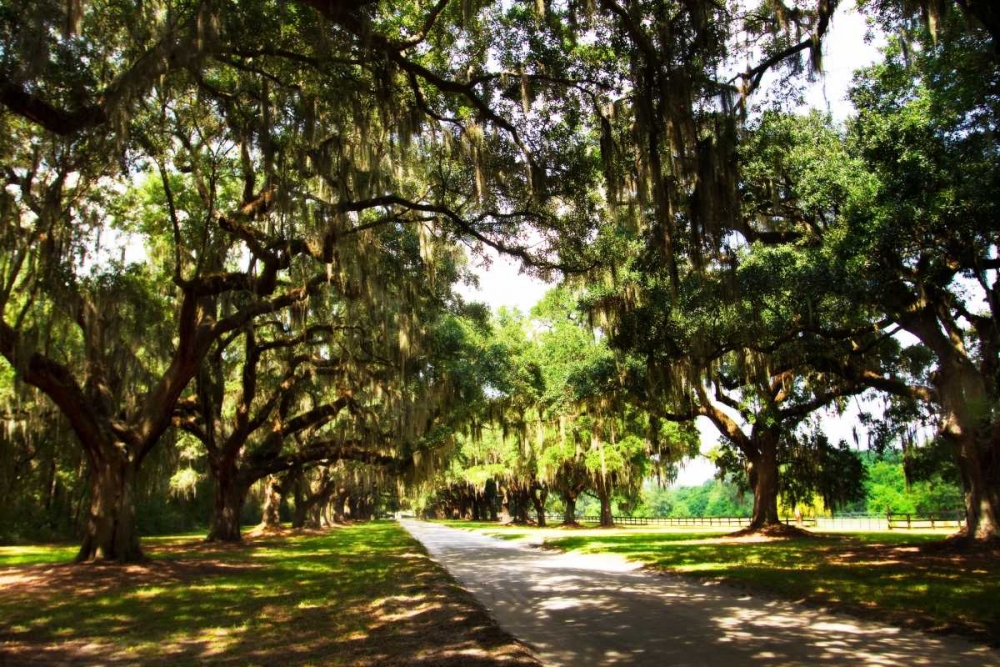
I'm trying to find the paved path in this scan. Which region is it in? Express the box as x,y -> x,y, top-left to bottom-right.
400,520 -> 999,667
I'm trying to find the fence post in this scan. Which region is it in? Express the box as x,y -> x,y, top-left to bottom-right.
887,508 -> 892,530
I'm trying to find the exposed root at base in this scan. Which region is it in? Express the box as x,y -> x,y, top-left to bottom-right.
726,523 -> 816,539
926,530 -> 1000,555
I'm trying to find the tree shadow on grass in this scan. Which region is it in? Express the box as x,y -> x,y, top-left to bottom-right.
0,524 -> 540,666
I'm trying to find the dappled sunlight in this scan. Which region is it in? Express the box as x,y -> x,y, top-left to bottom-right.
707,603 -> 992,666
405,519 -> 999,667
1,523 -> 540,666
536,527 -> 1000,643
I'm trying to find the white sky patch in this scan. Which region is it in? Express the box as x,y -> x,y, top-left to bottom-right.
456,245 -> 554,315
802,5 -> 886,121
80,226 -> 148,274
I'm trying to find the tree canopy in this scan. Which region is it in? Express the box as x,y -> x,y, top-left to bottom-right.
1,0 -> 997,558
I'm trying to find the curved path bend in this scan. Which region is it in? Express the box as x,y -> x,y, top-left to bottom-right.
400,519 -> 998,667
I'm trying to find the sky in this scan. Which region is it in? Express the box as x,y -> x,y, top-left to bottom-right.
458,4 -> 887,487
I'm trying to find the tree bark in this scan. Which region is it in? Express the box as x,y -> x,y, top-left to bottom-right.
937,362 -> 1000,541
530,480 -> 548,527
502,483 -> 530,524
563,492 -> 577,525
206,455 -> 246,542
259,476 -> 284,531
595,477 -> 613,527
76,451 -> 142,562
333,488 -> 350,523
471,491 -> 484,521
902,306 -> 1000,544
485,479 -> 499,521
747,433 -> 782,530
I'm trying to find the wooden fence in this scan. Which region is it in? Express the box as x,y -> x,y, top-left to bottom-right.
541,511 -> 965,530
549,514 -> 751,527
886,510 -> 965,530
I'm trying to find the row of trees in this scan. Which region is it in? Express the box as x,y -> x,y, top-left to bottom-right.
426,2 -> 999,540
1,0 -> 573,559
571,5 -> 999,538
1,0 -> 997,560
420,294 -> 699,527
536,449 -> 963,520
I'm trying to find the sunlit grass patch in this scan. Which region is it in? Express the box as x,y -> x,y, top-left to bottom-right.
481,530 -> 530,541
0,544 -> 78,566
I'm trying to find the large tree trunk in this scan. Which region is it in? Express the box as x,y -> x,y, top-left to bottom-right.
502,483 -> 530,524
595,477 -> 613,528
290,468 -> 310,529
259,476 -> 284,531
530,480 -> 548,527
486,486 -> 500,521
459,495 -> 470,519
562,492 -> 578,525
76,451 -> 142,562
746,434 -> 781,530
938,363 -> 1000,542
206,455 -> 245,542
952,427 -> 1000,541
485,479 -> 499,521
471,491 -> 484,521
333,488 -> 350,524
356,494 -> 374,521
516,487 -> 530,523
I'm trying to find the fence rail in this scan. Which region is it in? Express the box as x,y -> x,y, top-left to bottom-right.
541,511 -> 965,530
543,514 -> 752,527
887,511 -> 965,530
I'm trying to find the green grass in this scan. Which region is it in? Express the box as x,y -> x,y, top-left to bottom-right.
0,530 -> 211,566
0,522 -> 538,666
0,544 -> 80,566
543,529 -> 999,642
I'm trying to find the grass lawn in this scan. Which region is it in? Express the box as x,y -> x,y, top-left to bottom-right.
0,522 -> 539,666
538,528 -> 1000,645
0,544 -> 80,567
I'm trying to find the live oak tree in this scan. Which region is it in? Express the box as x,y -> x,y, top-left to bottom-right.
834,12 -> 1000,541
428,290 -> 698,527
528,0 -> 875,532
582,103 -> 913,532
692,10 -> 998,540
176,320 -> 367,542
0,0 -> 582,561
594,281 -> 876,531
729,13 -> 1000,541
175,208 -> 477,541
533,288 -> 699,526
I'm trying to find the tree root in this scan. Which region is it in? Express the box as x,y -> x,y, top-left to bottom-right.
726,523 -> 817,539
